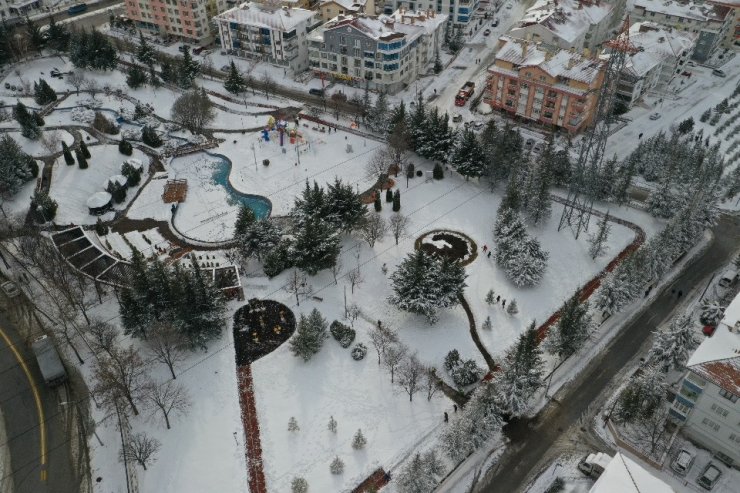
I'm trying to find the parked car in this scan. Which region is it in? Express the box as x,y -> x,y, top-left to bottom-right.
1,281 -> 20,298
671,449 -> 695,476
687,61 -> 696,67
718,267 -> 738,287
649,112 -> 661,120
3,82 -> 9,89
524,138 -> 534,149
506,3 -> 512,8
178,44 -> 188,53
492,19 -> 499,27
452,113 -> 463,123
578,452 -> 611,478
533,143 -> 544,153
220,64 -> 230,72
712,69 -> 726,77
309,88 -> 325,97
483,29 -> 491,36
696,463 -> 722,490
473,120 -> 485,130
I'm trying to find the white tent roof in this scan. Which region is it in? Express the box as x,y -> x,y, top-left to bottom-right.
87,191 -> 112,209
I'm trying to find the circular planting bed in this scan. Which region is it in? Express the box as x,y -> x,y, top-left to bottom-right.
415,230 -> 478,266
233,299 -> 296,365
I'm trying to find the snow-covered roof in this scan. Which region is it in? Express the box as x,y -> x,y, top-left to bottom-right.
619,22 -> 696,77
317,10 -> 446,42
320,0 -> 367,10
590,453 -> 675,493
125,158 -> 144,171
513,0 -> 613,44
215,2 -> 317,32
104,175 -> 128,188
87,192 -> 112,209
634,0 -> 730,22
493,36 -> 605,84
686,292 -> 740,395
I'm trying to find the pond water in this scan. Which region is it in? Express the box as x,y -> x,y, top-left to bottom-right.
209,153 -> 272,219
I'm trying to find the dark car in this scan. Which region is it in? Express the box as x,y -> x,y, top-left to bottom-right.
492,19 -> 499,27
309,88 -> 325,97
483,29 -> 491,36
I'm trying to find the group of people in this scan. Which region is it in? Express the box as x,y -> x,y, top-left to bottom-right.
482,244 -> 492,259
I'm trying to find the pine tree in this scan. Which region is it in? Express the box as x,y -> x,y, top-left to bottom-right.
392,190 -> 401,212
494,322 -> 542,417
374,194 -> 382,211
160,60 -> 176,84
178,46 -> 200,89
0,135 -> 36,195
291,477 -> 308,493
386,188 -> 394,202
440,383 -> 503,462
237,218 -> 280,261
330,456 -> 344,474
352,429 -> 367,450
126,64 -> 148,89
324,178 -> 367,232
594,265 -> 635,316
118,139 -> 133,156
46,16 -> 70,52
13,101 -> 41,140
432,163 -> 444,180
544,295 -> 591,358
507,299 -> 518,315
34,79 -> 57,105
485,289 -> 495,305
136,32 -> 155,67
62,141 -> 75,165
292,218 -> 340,275
409,93 -> 427,152
504,236 -> 548,287
482,316 -> 492,331
647,315 -> 698,372
224,61 -> 246,94
588,212 -> 611,259
289,309 -> 329,361
327,416 -> 337,433
368,91 -> 390,133
234,204 -> 256,238
397,452 -> 439,493
451,129 -> 486,180
524,160 -> 552,225
615,365 -> 665,423
80,139 -> 91,159
699,299 -> 725,326
142,126 -> 162,147
75,148 -> 88,169
291,181 -> 326,228
288,416 -> 299,431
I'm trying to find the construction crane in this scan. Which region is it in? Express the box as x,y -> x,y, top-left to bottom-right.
558,17 -> 639,238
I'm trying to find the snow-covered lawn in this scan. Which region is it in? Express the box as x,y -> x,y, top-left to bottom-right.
7,129 -> 74,157
48,144 -> 148,225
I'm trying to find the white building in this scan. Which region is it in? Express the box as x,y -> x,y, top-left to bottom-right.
384,0 -> 479,32
1,0 -> 44,23
631,0 -> 734,62
670,292 -> 740,466
508,0 -> 616,54
589,452 -> 674,493
612,21 -> 697,106
215,2 -> 321,73
308,9 -> 447,93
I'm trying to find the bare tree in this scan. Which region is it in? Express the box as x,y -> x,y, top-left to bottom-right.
397,354 -> 423,401
346,303 -> 360,327
83,79 -> 100,99
383,343 -> 408,383
347,266 -> 363,294
360,215 -> 387,248
261,71 -> 276,99
120,432 -> 160,470
389,213 -> 410,246
387,119 -> 410,168
86,319 -> 118,357
330,256 -> 343,285
171,89 -> 216,134
41,130 -> 62,155
49,299 -> 85,365
424,367 -> 441,401
368,325 -> 398,364
366,147 -> 393,179
67,72 -> 86,95
284,269 -> 313,306
145,380 -> 190,430
93,346 -> 151,416
147,322 -> 187,380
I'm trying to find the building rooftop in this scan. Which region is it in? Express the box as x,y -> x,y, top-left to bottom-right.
320,0 -> 367,10
314,9 -> 446,43
687,292 -> 740,395
215,2 -> 317,31
511,0 -> 613,44
634,0 -> 730,22
492,35 -> 605,84
590,452 -> 674,493
620,21 -> 696,77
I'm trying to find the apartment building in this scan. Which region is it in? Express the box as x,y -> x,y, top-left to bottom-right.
484,36 -> 606,133
216,2 -> 320,72
508,0 -> 616,53
319,0 -> 374,22
669,292 -> 740,466
612,21 -> 696,106
708,0 -> 740,48
125,0 -> 230,43
308,9 -> 447,93
1,0 -> 44,22
384,0 -> 479,31
632,0 -> 733,62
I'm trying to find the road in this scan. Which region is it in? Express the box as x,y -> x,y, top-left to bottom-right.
0,312 -> 77,493
33,0 -> 123,28
476,213 -> 740,493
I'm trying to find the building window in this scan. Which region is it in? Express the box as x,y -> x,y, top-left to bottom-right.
729,433 -> 740,444
354,39 -> 361,48
673,401 -> 690,414
340,35 -> 346,45
701,417 -> 721,432
719,389 -> 738,403
543,112 -> 553,119
711,403 -> 729,417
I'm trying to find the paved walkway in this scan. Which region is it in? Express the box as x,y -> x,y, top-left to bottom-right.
236,365 -> 267,493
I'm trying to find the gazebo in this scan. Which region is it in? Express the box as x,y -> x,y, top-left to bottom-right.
86,191 -> 112,215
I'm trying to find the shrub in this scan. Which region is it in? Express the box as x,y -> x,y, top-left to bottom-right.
141,125 -> 162,147
444,349 -> 482,387
30,191 -> 58,223
291,477 -> 308,493
330,320 -> 356,348
79,139 -> 91,158
119,139 -> 133,155
416,170 -> 423,177
544,477 -> 564,493
374,194 -> 382,211
28,159 -> 39,178
93,111 -> 119,135
351,343 -> 367,361
121,162 -> 142,187
107,181 -> 127,204
75,148 -> 88,169
385,189 -> 393,202
699,109 -> 711,123
406,163 -> 415,179
263,239 -> 293,277
62,141 -> 75,165
433,163 -> 444,179
95,218 -> 108,236
330,456 -> 344,475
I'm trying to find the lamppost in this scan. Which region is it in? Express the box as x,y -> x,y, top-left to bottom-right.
296,144 -> 300,165
251,143 -> 257,171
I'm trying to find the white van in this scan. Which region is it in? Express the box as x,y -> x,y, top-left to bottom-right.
718,268 -> 738,288
671,449 -> 695,476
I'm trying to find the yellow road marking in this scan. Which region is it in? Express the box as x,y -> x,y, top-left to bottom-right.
0,324 -> 47,481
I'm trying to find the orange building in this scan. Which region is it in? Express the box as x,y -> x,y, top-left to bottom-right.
485,36 -> 607,134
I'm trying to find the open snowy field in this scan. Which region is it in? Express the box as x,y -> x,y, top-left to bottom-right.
6,129 -> 74,157
48,144 -> 148,224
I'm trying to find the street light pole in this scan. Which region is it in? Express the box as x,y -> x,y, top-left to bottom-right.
296,145 -> 300,165
252,143 -> 257,171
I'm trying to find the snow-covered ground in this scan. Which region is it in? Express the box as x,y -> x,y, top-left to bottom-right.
6,129 -> 74,157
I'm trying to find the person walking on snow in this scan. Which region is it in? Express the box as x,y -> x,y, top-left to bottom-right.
482,244 -> 488,253
502,299 -> 506,308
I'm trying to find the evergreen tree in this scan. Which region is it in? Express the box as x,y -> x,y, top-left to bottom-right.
126,64 -> 148,89
409,92 -> 427,152
69,29 -> 118,70
224,61 -> 246,94
62,141 -> 75,165
237,218 -> 281,261
500,168 -> 523,212
291,181 -> 327,228
374,193 -> 382,212
160,60 -> 176,84
386,188 -> 393,202
324,178 -> 367,232
614,365 -> 665,423
289,308 -> 329,361
75,148 -> 88,169
291,477 -> 308,493
136,32 -> 156,67
30,191 -> 57,222
327,415 -> 337,433
26,16 -> 45,53
288,416 -> 299,431
495,322 -> 542,417
397,452 -> 443,493
440,383 -> 503,461
433,113 -> 455,162
13,101 -> 41,140
485,289 -> 495,305
118,139 -> 133,156
142,126 -> 162,147
177,46 -> 200,89
368,91 -> 390,133
646,315 -> 698,372
233,204 -> 256,238
503,236 -> 548,287
351,429 -> 367,449
0,135 -> 36,195
506,299 -> 518,315
524,160 -> 552,225
388,250 -> 466,323
451,129 -> 485,179
588,212 -> 611,259
80,139 -> 91,159
482,316 -> 492,331
677,117 -> 694,134
699,299 -> 725,326
392,189 -> 401,212
34,79 -> 57,105
544,295 -> 591,358
432,163 -> 444,180
329,456 -> 344,474
181,259 -> 226,349
292,218 -> 340,275
46,16 -> 70,52
433,49 -> 443,74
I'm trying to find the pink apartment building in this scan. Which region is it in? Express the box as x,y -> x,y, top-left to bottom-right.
125,0 -> 230,43
485,36 -> 606,134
